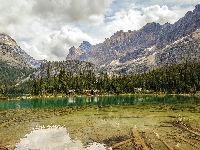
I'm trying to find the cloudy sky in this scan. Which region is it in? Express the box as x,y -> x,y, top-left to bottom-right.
0,0 -> 198,61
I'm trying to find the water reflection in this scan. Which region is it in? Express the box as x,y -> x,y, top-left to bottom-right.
15,125 -> 108,150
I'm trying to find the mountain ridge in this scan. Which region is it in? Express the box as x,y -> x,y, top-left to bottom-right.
66,4 -> 200,74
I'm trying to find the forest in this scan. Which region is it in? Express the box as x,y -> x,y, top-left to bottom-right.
30,61 -> 200,96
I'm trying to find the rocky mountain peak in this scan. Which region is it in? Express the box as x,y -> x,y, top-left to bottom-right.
194,4 -> 200,12
161,22 -> 171,31
69,46 -> 76,54
142,22 -> 161,31
0,34 -> 41,68
0,34 -> 17,46
79,41 -> 92,52
67,45 -> 85,60
185,11 -> 193,16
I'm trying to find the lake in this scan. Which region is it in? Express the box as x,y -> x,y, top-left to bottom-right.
0,95 -> 200,149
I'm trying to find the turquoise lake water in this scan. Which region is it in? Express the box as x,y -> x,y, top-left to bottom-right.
0,95 -> 199,110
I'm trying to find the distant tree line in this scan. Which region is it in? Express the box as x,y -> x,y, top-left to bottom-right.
31,61 -> 200,96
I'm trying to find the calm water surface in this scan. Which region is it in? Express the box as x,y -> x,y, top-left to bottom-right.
0,95 -> 199,110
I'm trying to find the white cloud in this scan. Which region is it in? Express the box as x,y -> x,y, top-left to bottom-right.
37,25 -> 99,61
143,5 -> 179,24
130,0 -> 200,7
151,0 -> 200,5
31,0 -> 113,25
18,24 -> 99,61
18,25 -> 99,61
102,4 -> 193,37
0,0 -> 108,61
20,42 -> 47,60
103,9 -> 143,36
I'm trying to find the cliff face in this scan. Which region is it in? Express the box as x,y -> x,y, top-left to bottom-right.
156,29 -> 200,66
66,41 -> 92,61
0,34 -> 41,68
66,4 -> 200,74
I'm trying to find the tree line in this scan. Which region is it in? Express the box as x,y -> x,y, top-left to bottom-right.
31,61 -> 200,96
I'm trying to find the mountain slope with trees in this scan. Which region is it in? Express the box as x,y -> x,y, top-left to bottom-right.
0,60 -> 36,96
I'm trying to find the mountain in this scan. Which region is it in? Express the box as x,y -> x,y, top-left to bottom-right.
66,41 -> 92,61
38,60 -> 97,78
66,46 -> 84,60
0,34 -> 41,68
79,41 -> 92,53
66,4 -> 200,74
156,29 -> 200,66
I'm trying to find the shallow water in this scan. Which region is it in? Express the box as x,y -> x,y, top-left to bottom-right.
15,125 -> 107,150
0,95 -> 200,149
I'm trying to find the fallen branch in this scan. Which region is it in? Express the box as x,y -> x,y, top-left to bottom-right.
132,128 -> 149,150
153,131 -> 173,150
179,136 -> 200,149
159,138 -> 173,150
173,121 -> 200,137
111,138 -> 133,149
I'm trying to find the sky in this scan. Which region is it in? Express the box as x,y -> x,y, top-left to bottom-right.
0,0 -> 199,61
